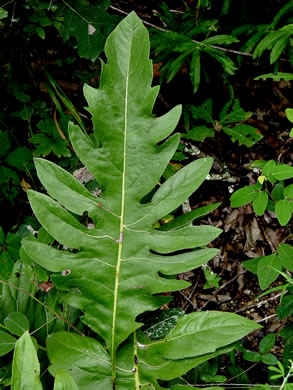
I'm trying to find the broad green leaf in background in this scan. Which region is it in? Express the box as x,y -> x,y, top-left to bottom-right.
11,331 -> 42,390
220,99 -> 251,124
204,34 -> 239,45
257,254 -> 282,290
284,184 -> 293,199
253,30 -> 287,59
36,26 -> 45,40
0,331 -> 17,356
253,191 -> 268,216
269,29 -> 293,64
159,202 -> 221,231
0,7 -> 8,19
286,107 -> 293,122
222,124 -> 263,147
230,186 -> 256,207
30,132 -> 71,158
190,49 -> 201,93
5,146 -> 33,171
46,317 -> 259,390
186,99 -> 262,146
243,257 -> 263,275
166,51 -> 192,82
204,47 -> 237,75
261,353 -> 278,365
271,183 -> 284,200
59,0 -> 121,61
271,0 -> 293,28
278,244 -> 293,271
47,332 -> 112,389
4,312 -> 29,336
221,0 -> 232,14
12,106 -> 34,121
191,99 -> 213,123
136,319 -> 258,388
182,125 -> 214,142
275,199 -> 292,226
242,351 -> 261,362
250,160 -> 268,169
153,312 -> 261,360
259,334 -> 276,354
0,261 -> 35,322
262,160 -> 276,177
22,12 -> 259,389
255,72 -> 293,81
277,295 -> 293,319
272,164 -> 293,180
53,369 -> 78,390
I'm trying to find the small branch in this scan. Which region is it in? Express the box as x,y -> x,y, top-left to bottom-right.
54,110 -> 68,141
0,279 -> 84,336
236,291 -> 284,314
109,5 -> 253,57
213,270 -> 247,295
280,360 -> 293,390
256,313 -> 277,323
62,0 -> 91,24
182,274 -> 200,310
179,290 -> 197,310
1,0 -> 14,8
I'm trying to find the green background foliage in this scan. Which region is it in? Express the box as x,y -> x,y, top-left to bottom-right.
0,0 -> 292,388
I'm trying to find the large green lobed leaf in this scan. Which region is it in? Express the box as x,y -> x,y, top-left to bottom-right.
22,12 -> 259,388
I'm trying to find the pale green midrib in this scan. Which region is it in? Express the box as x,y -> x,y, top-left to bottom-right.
111,33 -> 132,385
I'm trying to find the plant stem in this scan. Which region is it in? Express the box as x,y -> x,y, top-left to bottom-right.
0,279 -> 84,336
280,360 -> 293,390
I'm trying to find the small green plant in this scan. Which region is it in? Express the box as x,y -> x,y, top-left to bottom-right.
0,130 -> 33,203
254,73 -> 293,83
230,159 -> 293,226
0,6 -> 8,20
0,228 -> 22,280
194,358 -> 227,385
10,331 -> 78,389
269,359 -> 293,390
233,1 -> 293,65
229,106 -> 293,378
202,265 -> 221,289
183,98 -> 263,147
151,3 -> 239,93
57,0 -> 121,61
240,333 -> 278,366
231,158 -> 293,294
3,0 -> 120,61
279,325 -> 293,376
23,1 -> 64,40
